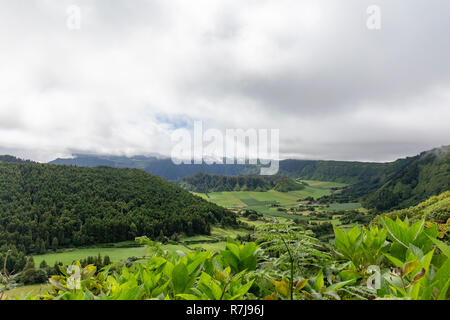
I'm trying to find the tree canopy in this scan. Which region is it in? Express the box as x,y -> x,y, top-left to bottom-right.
0,162 -> 237,254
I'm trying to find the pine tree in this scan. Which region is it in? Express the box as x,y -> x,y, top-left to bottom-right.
51,237 -> 59,250
39,260 -> 48,269
130,222 -> 138,237
39,239 -> 46,254
96,253 -> 102,267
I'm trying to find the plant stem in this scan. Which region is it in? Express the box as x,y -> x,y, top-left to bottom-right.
280,234 -> 294,300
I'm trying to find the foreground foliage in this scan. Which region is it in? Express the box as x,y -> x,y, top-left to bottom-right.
5,214 -> 448,300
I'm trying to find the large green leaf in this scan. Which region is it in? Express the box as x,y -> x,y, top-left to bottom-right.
172,263 -> 189,294
384,253 -> 404,268
315,269 -> 324,292
431,257 -> 450,296
427,236 -> 450,258
327,279 -> 353,292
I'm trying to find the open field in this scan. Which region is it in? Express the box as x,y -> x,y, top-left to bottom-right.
33,246 -> 148,266
203,189 -> 322,209
195,180 -> 361,221
32,226 -> 250,266
3,284 -> 50,299
324,203 -> 362,211
0,239 -> 246,299
32,242 -> 228,266
300,180 -> 348,189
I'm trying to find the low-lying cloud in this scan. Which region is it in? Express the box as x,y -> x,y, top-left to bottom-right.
0,0 -> 449,162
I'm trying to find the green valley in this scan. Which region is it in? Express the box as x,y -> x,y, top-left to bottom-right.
1,148 -> 448,301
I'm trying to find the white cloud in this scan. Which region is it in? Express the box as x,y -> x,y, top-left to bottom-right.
0,0 -> 449,162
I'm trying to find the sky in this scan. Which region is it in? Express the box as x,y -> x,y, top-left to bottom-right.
0,0 -> 449,163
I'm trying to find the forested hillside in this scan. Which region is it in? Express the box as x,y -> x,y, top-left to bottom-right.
0,162 -> 236,254
279,157 -> 416,189
51,154 -> 401,183
178,173 -> 305,193
363,148 -> 450,211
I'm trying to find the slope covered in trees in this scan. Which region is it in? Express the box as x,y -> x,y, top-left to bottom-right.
279,156 -> 418,193
178,173 -> 305,193
0,162 -> 236,254
362,148 -> 450,211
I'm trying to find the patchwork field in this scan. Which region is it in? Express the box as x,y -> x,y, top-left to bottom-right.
195,180 -> 361,220
201,189 -> 318,208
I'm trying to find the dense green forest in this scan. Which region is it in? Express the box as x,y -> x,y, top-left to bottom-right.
311,147 -> 449,211
0,161 -> 236,255
362,148 -> 450,211
178,173 -> 305,193
278,159 -> 402,184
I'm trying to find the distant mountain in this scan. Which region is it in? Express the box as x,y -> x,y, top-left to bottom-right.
278,158 -> 414,196
178,173 -> 305,193
49,154 -> 258,180
48,146 -> 450,211
0,161 -> 236,254
50,153 -> 163,169
0,155 -> 33,163
49,153 -> 421,185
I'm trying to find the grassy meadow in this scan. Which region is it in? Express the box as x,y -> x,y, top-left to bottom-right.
195,180 -> 360,220
32,226 -> 249,266
3,284 -> 50,299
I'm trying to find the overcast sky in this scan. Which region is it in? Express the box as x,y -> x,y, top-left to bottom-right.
0,0 -> 449,162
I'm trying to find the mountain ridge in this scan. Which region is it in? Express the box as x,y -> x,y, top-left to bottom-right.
3,145 -> 449,212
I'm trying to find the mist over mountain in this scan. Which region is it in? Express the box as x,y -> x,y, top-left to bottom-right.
49,154 -> 259,180
46,146 -> 450,211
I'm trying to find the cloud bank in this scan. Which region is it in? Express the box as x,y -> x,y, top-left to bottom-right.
0,0 -> 449,162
